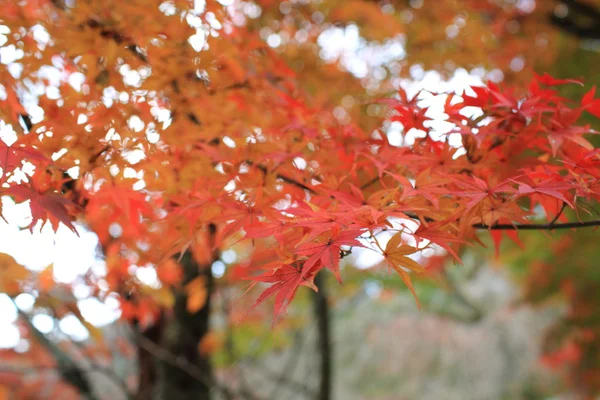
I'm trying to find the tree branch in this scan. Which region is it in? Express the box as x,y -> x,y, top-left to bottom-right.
135,334 -> 234,399
267,331 -> 307,399
473,219 -> 600,230
136,334 -> 210,386
559,0 -> 600,20
227,315 -> 314,399
549,0 -> 600,39
265,172 -> 600,232
259,168 -> 600,232
10,300 -> 99,400
250,162 -> 317,193
440,269 -> 483,323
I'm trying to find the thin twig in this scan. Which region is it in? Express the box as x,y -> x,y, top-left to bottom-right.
359,176 -> 380,190
135,334 -> 236,399
550,203 -> 567,225
268,331 -> 307,399
441,269 -> 483,323
88,145 -> 111,164
40,294 -> 135,400
251,162 -> 317,193
10,299 -> 100,400
233,330 -> 315,398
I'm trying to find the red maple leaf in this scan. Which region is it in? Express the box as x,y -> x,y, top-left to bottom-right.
86,185 -> 153,235
5,186 -> 77,234
511,175 -> 575,208
244,262 -> 318,324
296,229 -> 364,282
535,72 -> 583,87
376,88 -> 430,132
0,140 -> 47,174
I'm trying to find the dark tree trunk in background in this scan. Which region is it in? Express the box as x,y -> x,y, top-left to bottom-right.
550,0 -> 600,39
154,249 -> 215,400
136,321 -> 163,400
313,272 -> 332,400
135,225 -> 219,400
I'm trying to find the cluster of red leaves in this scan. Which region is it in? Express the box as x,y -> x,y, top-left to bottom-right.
236,75 -> 600,320
3,71 -> 600,324
3,1 -> 600,398
1,0 -> 599,328
160,74 -> 600,321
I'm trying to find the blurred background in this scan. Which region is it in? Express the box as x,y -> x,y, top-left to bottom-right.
2,0 -> 600,399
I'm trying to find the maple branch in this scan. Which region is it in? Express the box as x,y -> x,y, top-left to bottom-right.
83,19 -> 148,62
251,162 -> 317,193
473,219 -> 600,230
401,208 -> 600,232
238,165 -> 600,233
88,145 -> 111,164
359,176 -> 380,190
206,80 -> 252,96
561,0 -> 600,18
239,166 -> 600,233
274,171 -> 316,193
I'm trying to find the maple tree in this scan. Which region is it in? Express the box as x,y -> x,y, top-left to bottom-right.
2,0 -> 600,399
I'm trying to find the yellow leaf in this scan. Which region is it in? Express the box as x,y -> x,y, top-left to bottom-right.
384,233 -> 425,273
198,331 -> 222,355
185,276 -> 207,313
0,253 -> 29,296
384,232 -> 404,253
383,233 -> 422,307
153,286 -> 175,308
156,259 -> 182,285
192,232 -> 215,266
82,318 -> 104,342
104,40 -> 120,65
389,261 -> 421,309
38,264 -> 54,292
388,253 -> 425,274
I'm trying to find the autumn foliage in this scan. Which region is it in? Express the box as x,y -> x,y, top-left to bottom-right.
2,0 -> 600,398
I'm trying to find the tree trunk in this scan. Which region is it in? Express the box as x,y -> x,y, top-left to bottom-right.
313,272 -> 332,400
135,320 -> 163,400
135,225 -> 219,400
153,250 -> 215,400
